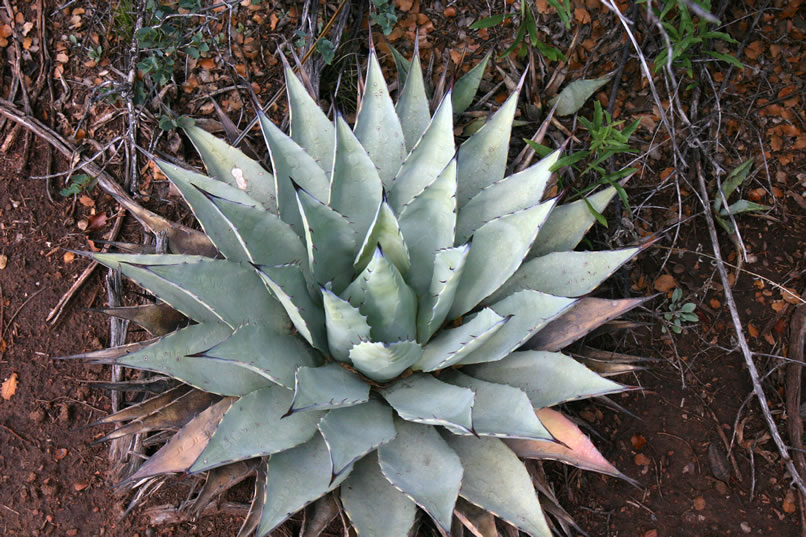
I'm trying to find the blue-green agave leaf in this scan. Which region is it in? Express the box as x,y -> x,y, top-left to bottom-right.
89,254 -> 290,331
348,340 -> 423,383
205,194 -> 307,268
459,290 -> 577,366
395,44 -> 430,152
443,435 -> 552,537
398,159 -> 457,296
354,50 -> 407,187
295,185 -> 357,291
195,323 -> 319,389
322,287 -> 371,362
258,111 -> 329,235
329,115 -> 384,240
156,159 -> 304,266
254,263 -> 326,349
257,434 -> 351,536
414,308 -> 508,372
289,364 -> 370,413
191,385 -> 323,473
530,187 -> 617,257
549,76 -> 612,117
448,200 -> 556,319
417,244 -> 471,342
318,400 -> 397,477
457,150 -> 561,243
490,247 -> 640,300
116,323 -> 275,396
380,373 -> 474,432
452,51 -> 491,116
341,451 -> 417,537
377,418 -> 463,534
354,199 -> 410,277
157,159 -> 260,208
183,124 -> 277,212
456,84 -> 520,206
388,42 -> 411,87
343,248 -> 417,343
389,93 -> 455,212
465,350 -> 629,408
441,370 -> 553,441
285,66 -> 335,176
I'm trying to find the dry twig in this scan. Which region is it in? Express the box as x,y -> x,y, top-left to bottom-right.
694,161 -> 806,498
786,290 -> 806,536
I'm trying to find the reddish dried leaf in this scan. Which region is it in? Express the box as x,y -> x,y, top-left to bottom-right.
744,40 -> 763,60
505,408 -> 625,479
574,8 -> 591,24
653,274 -> 677,292
1,372 -> 18,400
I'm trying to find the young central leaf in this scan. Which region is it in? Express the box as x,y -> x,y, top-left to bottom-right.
343,248 -> 417,343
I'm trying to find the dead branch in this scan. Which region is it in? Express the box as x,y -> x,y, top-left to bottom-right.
694,160 -> 806,498
786,290 -> 806,536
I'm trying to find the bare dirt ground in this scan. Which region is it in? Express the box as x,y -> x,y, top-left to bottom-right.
1,0 -> 804,536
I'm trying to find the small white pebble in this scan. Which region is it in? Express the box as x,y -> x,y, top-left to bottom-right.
740,521 -> 751,533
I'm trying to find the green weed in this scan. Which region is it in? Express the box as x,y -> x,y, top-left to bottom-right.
470,0 -> 566,61
640,0 -> 743,82
662,288 -> 698,334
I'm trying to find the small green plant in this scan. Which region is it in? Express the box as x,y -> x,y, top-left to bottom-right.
158,114 -> 195,131
662,288 -> 698,334
470,0 -> 566,61
526,100 -> 639,226
111,0 -> 135,43
641,0 -> 743,81
713,158 -> 769,234
316,38 -> 336,65
132,0 -> 210,89
370,0 -> 397,35
60,174 -> 94,197
69,34 -> 104,63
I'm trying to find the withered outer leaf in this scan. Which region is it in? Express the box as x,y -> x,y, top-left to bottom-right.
124,397 -> 235,484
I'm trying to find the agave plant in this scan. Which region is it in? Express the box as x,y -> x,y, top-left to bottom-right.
75,45 -> 647,537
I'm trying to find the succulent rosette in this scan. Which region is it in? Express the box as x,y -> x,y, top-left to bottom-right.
75,46 -> 644,537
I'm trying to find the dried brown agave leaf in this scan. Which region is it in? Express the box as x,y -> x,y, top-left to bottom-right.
300,494 -> 341,537
125,397 -> 235,483
572,346 -> 655,377
91,303 -> 187,336
190,459 -> 257,516
238,462 -> 267,537
454,498 -> 499,537
525,296 -> 651,352
98,390 -> 221,442
506,408 -> 635,484
95,384 -> 192,424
